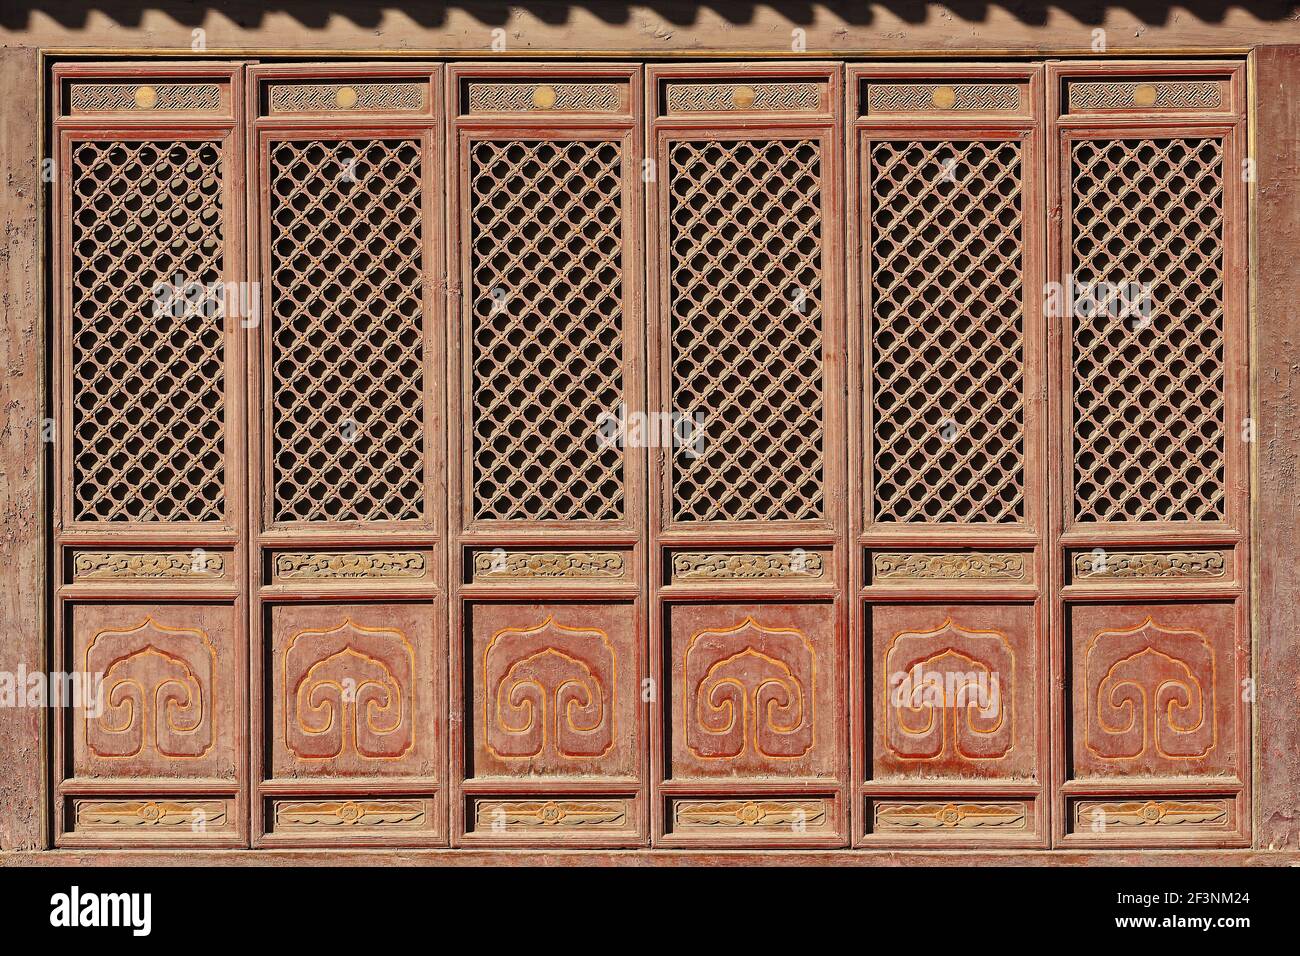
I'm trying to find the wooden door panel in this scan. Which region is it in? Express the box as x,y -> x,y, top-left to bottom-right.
871,603 -> 1038,781
1047,61 -> 1250,848
467,602 -> 640,779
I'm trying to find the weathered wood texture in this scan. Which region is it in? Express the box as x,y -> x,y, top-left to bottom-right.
0,46 -> 44,852
1253,45 -> 1300,851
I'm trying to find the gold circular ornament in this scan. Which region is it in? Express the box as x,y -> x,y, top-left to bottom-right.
731,86 -> 757,110
134,86 -> 158,110
532,85 -> 557,110
931,85 -> 957,110
335,86 -> 358,109
338,802 -> 362,822
1132,84 -> 1158,108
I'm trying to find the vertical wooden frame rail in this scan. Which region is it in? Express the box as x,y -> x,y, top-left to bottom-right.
51,62 -> 249,847
246,63 -> 448,847
646,63 -> 848,848
446,63 -> 648,848
848,65 -> 1050,848
1047,61 -> 1251,848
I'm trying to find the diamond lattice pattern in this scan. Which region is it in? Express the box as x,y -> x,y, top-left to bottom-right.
70,140 -> 226,522
668,139 -> 825,522
269,139 -> 425,522
868,140 -> 1026,523
1071,138 -> 1226,522
469,140 -> 626,522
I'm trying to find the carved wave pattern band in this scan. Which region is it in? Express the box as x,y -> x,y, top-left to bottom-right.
866,83 -> 1020,113
70,83 -> 222,112
74,550 -> 226,580
472,550 -> 624,580
1075,799 -> 1229,829
74,799 -> 228,829
666,82 -> 821,112
467,82 -> 624,113
276,551 -> 427,580
273,799 -> 427,830
473,799 -> 627,830
873,551 -> 1026,581
873,802 -> 1026,830
673,799 -> 826,829
672,551 -> 825,581
1073,550 -> 1226,580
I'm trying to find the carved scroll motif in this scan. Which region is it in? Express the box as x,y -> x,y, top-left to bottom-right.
673,800 -> 826,829
873,802 -> 1026,830
873,552 -> 1026,582
472,551 -> 624,580
1073,550 -> 1226,580
483,617 -> 616,760
1084,618 -> 1217,761
1075,799 -> 1229,829
74,550 -> 225,580
273,800 -> 427,830
283,619 -> 415,760
84,618 -> 216,759
672,551 -> 824,581
74,799 -> 228,829
883,619 -> 1014,761
275,551 -> 427,580
473,799 -> 627,830
684,618 -> 815,760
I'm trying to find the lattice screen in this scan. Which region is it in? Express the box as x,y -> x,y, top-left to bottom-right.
668,139 -> 825,522
70,140 -> 227,522
867,140 -> 1026,523
268,139 -> 425,523
468,139 -> 626,522
1070,138 -> 1226,522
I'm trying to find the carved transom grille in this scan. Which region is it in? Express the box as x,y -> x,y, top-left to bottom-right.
268,139 -> 425,522
868,140 -> 1025,523
1070,138 -> 1226,522
668,139 -> 825,522
70,140 -> 226,522
468,139 -> 625,521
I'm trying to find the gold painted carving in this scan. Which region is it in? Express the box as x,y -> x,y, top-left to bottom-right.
874,802 -> 1026,830
673,799 -> 826,829
70,83 -> 222,112
466,82 -> 624,113
1075,799 -> 1229,829
672,551 -> 824,581
74,799 -> 227,829
74,550 -> 225,580
1073,550 -> 1226,580
483,616 -> 616,760
273,799 -> 426,829
283,619 -> 415,760
84,617 -> 217,759
275,551 -> 427,580
268,83 -> 426,113
666,82 -> 821,112
1084,617 -> 1217,761
472,550 -> 624,580
684,617 -> 815,760
873,551 -> 1026,582
474,799 -> 627,829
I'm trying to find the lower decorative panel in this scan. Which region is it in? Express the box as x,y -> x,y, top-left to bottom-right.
64,796 -> 238,844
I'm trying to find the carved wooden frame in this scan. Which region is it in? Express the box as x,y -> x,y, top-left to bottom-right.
645,62 -> 849,848
245,62 -> 448,847
445,62 -> 649,848
1047,60 -> 1251,848
847,63 -> 1050,848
